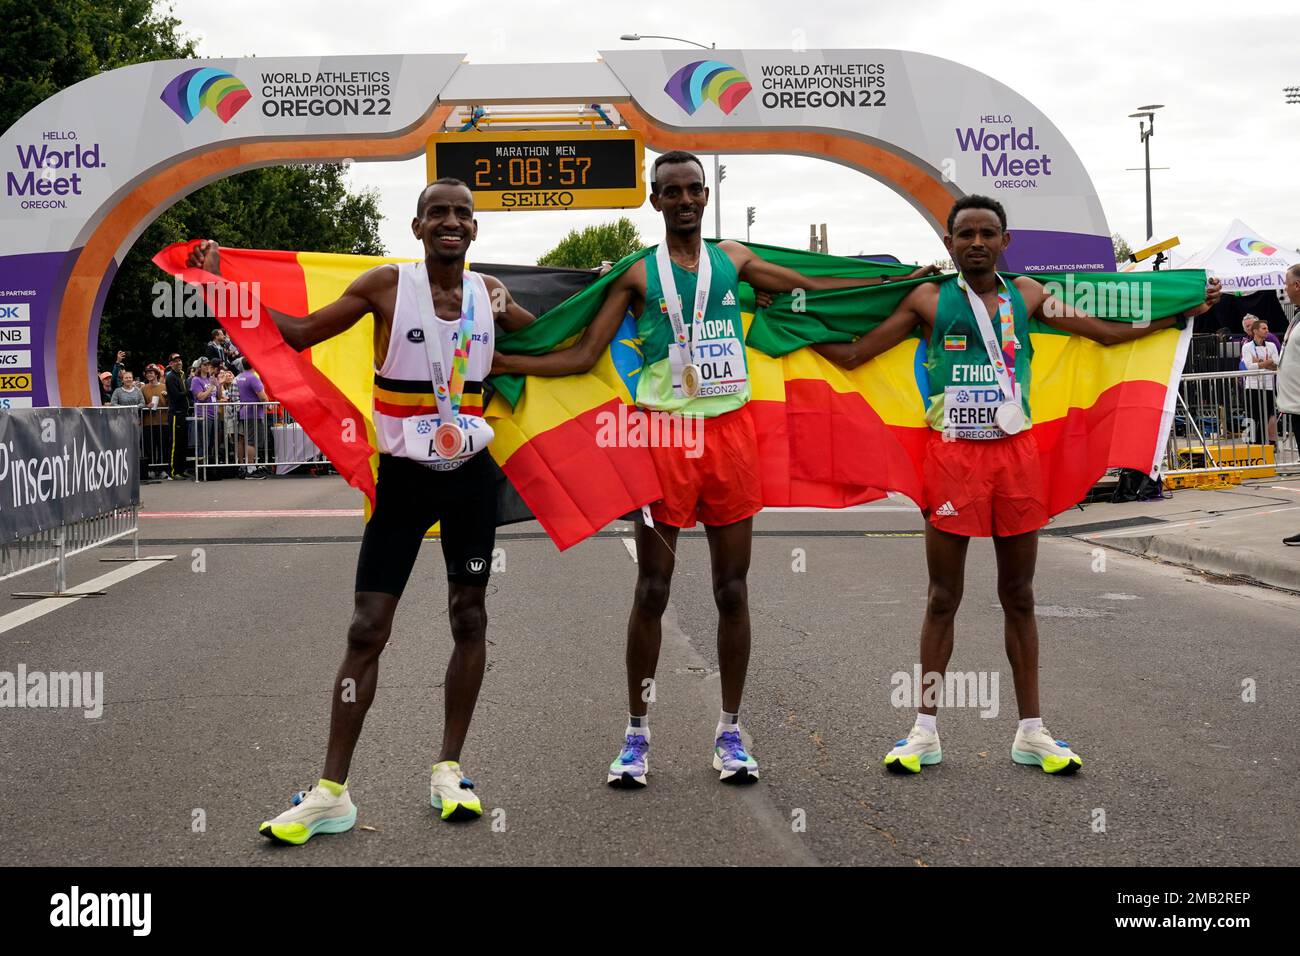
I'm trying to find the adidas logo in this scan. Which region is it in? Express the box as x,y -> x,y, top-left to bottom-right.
935,501 -> 959,517
721,289 -> 737,306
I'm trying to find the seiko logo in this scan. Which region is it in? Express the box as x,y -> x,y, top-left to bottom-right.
407,329 -> 425,343
466,557 -> 487,574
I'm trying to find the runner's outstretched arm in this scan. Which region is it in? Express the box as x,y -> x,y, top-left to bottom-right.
1024,276 -> 1221,345
491,269 -> 636,377
721,240 -> 939,292
813,285 -> 929,370
482,274 -> 537,332
185,240 -> 381,351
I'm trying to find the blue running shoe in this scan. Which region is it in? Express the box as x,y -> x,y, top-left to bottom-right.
713,730 -> 759,783
607,733 -> 649,788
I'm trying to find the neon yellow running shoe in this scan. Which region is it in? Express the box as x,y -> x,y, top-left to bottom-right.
431,760 -> 483,822
1012,727 -> 1083,774
883,724 -> 942,774
259,779 -> 356,845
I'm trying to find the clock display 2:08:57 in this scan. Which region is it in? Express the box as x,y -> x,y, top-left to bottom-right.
474,156 -> 592,188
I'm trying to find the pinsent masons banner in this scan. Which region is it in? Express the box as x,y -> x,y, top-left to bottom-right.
0,407 -> 139,543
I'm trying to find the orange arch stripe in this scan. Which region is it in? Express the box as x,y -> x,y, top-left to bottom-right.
616,101 -> 955,234
58,104 -> 454,406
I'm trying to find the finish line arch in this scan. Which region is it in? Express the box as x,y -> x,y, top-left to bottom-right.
0,49 -> 1115,408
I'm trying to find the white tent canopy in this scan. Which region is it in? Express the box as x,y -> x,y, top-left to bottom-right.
1178,219 -> 1300,293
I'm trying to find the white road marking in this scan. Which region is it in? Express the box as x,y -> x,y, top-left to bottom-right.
0,558 -> 173,636
622,538 -> 638,563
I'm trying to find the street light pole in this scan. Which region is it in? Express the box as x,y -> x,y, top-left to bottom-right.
1128,104 -> 1163,240
621,33 -> 724,238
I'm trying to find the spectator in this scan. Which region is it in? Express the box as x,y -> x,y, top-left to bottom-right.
110,350 -> 127,390
204,328 -> 232,369
110,369 -> 144,408
1237,314 -> 1282,352
1281,266 -> 1300,547
190,356 -> 225,478
164,353 -> 190,479
1241,319 -> 1279,447
97,371 -> 113,404
140,365 -> 168,479
232,360 -> 270,479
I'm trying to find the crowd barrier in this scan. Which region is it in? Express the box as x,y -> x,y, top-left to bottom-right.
1162,368 -> 1297,481
190,401 -> 329,480
0,407 -> 142,596
125,401 -> 332,480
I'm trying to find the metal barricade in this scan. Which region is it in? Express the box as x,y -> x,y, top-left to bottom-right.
132,403 -> 171,479
192,401 -> 330,481
1162,369 -> 1297,478
0,505 -> 142,594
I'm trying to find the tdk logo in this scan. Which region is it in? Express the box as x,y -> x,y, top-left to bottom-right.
0,304 -> 29,322
407,329 -> 425,343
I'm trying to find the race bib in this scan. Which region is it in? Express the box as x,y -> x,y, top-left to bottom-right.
690,322 -> 748,399
400,414 -> 495,471
943,385 -> 1005,440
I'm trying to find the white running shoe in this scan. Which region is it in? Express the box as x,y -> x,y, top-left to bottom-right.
712,730 -> 759,783
883,724 -> 942,774
259,780 -> 357,845
1011,726 -> 1083,774
431,760 -> 483,821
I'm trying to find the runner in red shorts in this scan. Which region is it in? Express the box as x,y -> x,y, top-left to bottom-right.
816,195 -> 1219,777
496,151 -> 930,790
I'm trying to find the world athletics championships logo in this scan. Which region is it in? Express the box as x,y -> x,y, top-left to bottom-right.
161,68 -> 251,124
1226,237 -> 1278,256
664,60 -> 752,115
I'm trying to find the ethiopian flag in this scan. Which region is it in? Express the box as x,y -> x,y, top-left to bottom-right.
153,240 -> 1202,548
746,267 -> 1206,516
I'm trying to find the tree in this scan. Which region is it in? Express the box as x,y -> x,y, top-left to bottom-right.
0,0 -> 387,372
1112,233 -> 1133,264
0,0 -> 195,135
537,218 -> 643,269
102,164 -> 385,368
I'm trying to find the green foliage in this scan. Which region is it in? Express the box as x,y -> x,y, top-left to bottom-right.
0,0 -> 195,136
1112,233 -> 1133,264
103,164 -> 385,370
0,0 -> 387,372
537,218 -> 643,270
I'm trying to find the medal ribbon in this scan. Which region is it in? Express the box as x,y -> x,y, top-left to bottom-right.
957,272 -> 1018,403
415,261 -> 477,424
655,241 -> 713,397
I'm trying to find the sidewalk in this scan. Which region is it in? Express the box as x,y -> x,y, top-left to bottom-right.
1046,475 -> 1300,593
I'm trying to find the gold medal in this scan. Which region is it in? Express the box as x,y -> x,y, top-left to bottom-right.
681,363 -> 702,397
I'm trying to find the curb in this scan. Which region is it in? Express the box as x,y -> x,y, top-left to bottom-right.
1096,533 -> 1300,594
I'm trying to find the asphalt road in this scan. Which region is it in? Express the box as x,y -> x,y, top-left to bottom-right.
0,475 -> 1294,866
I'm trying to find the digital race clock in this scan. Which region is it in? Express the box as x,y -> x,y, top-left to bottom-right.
425,130 -> 645,211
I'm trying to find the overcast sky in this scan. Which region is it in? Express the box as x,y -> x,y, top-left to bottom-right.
172,0 -> 1300,266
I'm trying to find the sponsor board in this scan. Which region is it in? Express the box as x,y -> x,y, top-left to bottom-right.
0,350 -> 31,367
